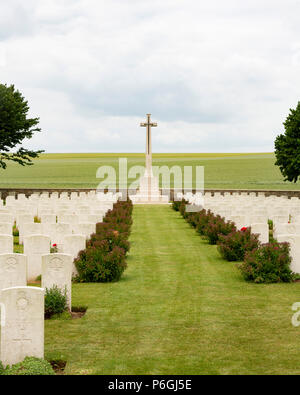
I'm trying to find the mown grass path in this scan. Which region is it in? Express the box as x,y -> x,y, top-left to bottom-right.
45,206 -> 300,374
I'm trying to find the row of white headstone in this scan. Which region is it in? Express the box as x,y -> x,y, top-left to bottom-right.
0,192 -> 121,368
0,235 -> 85,280
183,193 -> 300,274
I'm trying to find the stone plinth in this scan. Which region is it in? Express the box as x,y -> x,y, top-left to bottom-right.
130,175 -> 169,205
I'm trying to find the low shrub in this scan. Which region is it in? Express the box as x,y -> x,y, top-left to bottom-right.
89,229 -> 130,254
205,217 -> 236,245
172,200 -> 182,211
1,357 -> 55,375
44,286 -> 68,319
217,228 -> 260,261
75,246 -> 127,282
238,241 -> 294,283
196,210 -> 215,236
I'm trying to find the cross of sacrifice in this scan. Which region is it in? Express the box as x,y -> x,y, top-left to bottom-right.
140,114 -> 157,175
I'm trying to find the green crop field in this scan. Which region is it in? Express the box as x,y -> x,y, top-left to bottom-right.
0,152 -> 299,190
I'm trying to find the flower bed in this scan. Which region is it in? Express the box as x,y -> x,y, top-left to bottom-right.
173,200 -> 294,283
74,200 -> 133,283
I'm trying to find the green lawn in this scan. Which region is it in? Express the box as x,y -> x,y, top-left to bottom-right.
0,152 -> 299,190
45,205 -> 300,374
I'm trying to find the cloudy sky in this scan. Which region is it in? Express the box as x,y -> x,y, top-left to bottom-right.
1,0 -> 300,153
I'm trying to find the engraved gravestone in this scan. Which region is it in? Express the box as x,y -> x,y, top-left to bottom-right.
0,254 -> 27,291
0,286 -> 44,367
42,254 -> 72,310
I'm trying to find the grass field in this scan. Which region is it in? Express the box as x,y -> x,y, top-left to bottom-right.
0,152 -> 299,190
44,206 -> 300,374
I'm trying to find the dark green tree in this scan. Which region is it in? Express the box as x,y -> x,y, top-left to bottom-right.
0,83 -> 43,169
275,102 -> 300,183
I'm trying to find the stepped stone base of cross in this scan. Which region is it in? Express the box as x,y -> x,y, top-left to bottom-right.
130,173 -> 169,204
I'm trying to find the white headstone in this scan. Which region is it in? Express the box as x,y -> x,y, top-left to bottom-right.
277,235 -> 300,273
40,214 -> 56,224
42,253 -> 73,310
63,235 -> 86,275
0,235 -> 13,253
251,223 -> 269,244
19,223 -> 42,244
0,286 -> 44,367
72,223 -> 96,240
0,254 -> 27,291
16,214 -> 34,227
0,214 -> 14,225
58,214 -> 79,225
273,223 -> 300,239
44,223 -> 72,250
230,215 -> 248,230
0,223 -> 12,235
24,235 -> 51,281
86,214 -> 102,224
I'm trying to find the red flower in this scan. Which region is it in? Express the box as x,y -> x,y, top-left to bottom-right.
241,227 -> 248,232
53,243 -> 57,247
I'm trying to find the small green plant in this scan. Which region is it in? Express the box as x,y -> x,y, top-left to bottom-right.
44,286 -> 68,319
238,241 -> 294,283
1,357 -> 55,375
13,227 -> 19,237
50,243 -> 58,253
34,216 -> 41,223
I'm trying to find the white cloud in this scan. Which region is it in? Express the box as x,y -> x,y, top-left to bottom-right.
1,0 -> 300,152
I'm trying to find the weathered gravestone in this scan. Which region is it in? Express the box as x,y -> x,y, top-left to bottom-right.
24,235 -> 51,281
0,254 -> 27,291
0,286 -> 44,367
42,253 -> 72,310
